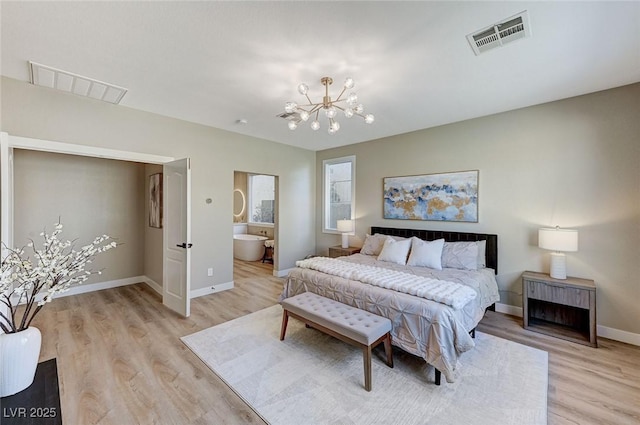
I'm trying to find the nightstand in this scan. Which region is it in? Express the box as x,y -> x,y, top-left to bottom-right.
328,246 -> 361,258
522,271 -> 597,347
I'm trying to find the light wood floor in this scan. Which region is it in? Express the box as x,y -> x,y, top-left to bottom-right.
31,260 -> 639,425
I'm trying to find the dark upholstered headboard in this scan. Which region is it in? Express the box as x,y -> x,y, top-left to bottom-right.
371,226 -> 498,274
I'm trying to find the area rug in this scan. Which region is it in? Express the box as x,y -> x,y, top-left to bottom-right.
182,305 -> 548,425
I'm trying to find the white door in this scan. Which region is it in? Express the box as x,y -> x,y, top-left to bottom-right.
0,133 -> 13,251
163,158 -> 191,317
0,133 -> 14,328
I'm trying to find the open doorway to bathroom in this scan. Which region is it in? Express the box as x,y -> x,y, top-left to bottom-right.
233,171 -> 278,283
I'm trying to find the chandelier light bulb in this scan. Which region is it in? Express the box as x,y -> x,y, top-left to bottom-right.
347,92 -> 358,105
354,104 -> 364,114
364,114 -> 375,124
284,102 -> 297,113
344,108 -> 354,118
288,121 -> 298,130
297,83 -> 309,95
325,106 -> 337,118
299,110 -> 310,121
344,78 -> 354,89
311,120 -> 320,130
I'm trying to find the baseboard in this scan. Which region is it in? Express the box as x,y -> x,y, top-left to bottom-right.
274,268 -> 294,278
494,302 -> 639,347
495,303 -> 523,317
56,275 -> 234,300
55,276 -> 146,299
144,277 -> 234,299
597,325 -> 640,346
190,281 -> 234,299
143,277 -> 162,295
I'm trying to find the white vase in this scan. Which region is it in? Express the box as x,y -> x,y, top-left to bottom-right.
0,327 -> 42,397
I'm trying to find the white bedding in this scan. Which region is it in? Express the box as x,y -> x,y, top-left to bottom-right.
281,253 -> 500,383
295,256 -> 477,309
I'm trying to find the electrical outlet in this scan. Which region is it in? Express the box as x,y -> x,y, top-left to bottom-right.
207,268 -> 213,277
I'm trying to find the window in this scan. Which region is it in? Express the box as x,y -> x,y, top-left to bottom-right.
323,156 -> 355,232
248,174 -> 275,225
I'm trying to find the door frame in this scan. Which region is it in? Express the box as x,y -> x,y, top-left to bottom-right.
233,171 -> 280,275
0,133 -> 175,318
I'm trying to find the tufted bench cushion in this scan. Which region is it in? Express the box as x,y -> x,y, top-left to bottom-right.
280,291 -> 393,391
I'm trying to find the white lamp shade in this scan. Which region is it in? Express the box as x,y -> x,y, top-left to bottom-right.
336,219 -> 354,233
337,219 -> 353,248
538,227 -> 578,252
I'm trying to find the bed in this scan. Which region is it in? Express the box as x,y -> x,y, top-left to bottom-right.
280,226 -> 500,384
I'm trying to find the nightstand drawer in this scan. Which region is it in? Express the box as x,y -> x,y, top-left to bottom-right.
526,279 -> 590,309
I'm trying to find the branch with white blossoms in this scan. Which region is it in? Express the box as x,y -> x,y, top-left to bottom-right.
0,221 -> 117,333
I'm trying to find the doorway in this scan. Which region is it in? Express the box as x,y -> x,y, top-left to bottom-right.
232,171 -> 278,281
0,133 -> 192,317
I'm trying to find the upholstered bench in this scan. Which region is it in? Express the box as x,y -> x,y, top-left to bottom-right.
280,292 -> 393,391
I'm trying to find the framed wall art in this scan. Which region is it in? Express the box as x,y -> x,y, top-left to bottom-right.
149,173 -> 163,228
383,170 -> 478,222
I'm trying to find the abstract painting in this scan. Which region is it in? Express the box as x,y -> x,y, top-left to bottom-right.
149,173 -> 163,228
383,170 -> 478,222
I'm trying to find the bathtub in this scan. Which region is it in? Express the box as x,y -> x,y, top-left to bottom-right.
233,234 -> 268,261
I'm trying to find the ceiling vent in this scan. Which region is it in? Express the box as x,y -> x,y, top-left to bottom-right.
29,61 -> 128,104
467,11 -> 531,55
277,111 -> 302,121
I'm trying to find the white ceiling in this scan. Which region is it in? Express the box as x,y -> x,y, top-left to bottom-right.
1,1 -> 639,151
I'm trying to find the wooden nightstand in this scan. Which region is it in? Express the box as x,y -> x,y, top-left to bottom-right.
522,271 -> 597,347
328,246 -> 361,258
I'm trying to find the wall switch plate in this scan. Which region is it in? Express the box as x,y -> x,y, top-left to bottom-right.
207,268 -> 214,277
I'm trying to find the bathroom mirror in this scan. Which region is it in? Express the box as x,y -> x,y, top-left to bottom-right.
233,189 -> 246,218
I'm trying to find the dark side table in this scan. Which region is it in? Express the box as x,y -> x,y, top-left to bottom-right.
1,358 -> 62,424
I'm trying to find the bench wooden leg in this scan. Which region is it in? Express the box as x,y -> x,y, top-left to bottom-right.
363,345 -> 372,391
383,333 -> 394,368
279,310 -> 289,341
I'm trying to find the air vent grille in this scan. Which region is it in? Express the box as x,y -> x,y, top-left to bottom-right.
277,111 -> 301,121
467,11 -> 531,55
29,61 -> 128,104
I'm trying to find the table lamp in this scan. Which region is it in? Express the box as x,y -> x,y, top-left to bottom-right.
336,219 -> 354,249
538,226 -> 579,279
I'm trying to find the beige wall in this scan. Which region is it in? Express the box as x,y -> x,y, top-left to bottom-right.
1,76 -> 317,291
316,83 -> 640,335
13,149 -> 145,284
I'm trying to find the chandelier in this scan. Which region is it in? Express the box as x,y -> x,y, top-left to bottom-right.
283,77 -> 374,135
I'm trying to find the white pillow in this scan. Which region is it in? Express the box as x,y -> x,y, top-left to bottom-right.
377,237 -> 412,265
360,234 -> 391,256
476,240 -> 487,269
442,241 -> 479,271
406,237 -> 445,270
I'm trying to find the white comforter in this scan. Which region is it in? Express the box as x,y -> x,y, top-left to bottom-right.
281,253 -> 500,383
295,257 -> 477,310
